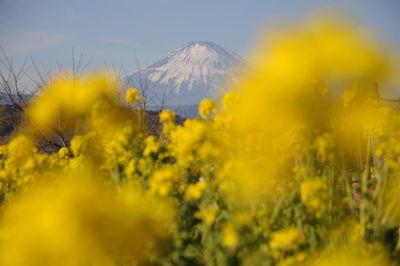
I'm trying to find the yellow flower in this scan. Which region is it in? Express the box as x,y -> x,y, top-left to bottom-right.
198,98 -> 217,119
170,119 -> 208,165
0,145 -> 8,156
159,109 -> 175,123
125,88 -> 141,104
270,228 -> 305,258
124,159 -> 136,178
222,223 -> 238,249
195,206 -> 218,225
149,166 -> 179,197
143,136 -> 159,157
28,72 -> 119,131
0,175 -> 174,266
70,135 -> 84,157
7,135 -> 35,161
58,147 -> 70,158
300,177 -> 329,218
159,110 -> 176,135
184,181 -> 206,201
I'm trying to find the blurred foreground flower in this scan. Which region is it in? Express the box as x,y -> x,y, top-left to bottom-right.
0,174 -> 174,266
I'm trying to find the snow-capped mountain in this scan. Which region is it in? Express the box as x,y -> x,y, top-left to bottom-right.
126,41 -> 244,106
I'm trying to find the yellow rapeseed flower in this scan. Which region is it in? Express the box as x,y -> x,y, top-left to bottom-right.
149,166 -> 179,197
184,181 -> 206,201
270,228 -> 305,258
58,147 -> 70,158
195,206 -> 218,225
198,98 -> 217,119
159,110 -> 176,135
124,88 -> 141,104
300,177 -> 329,218
222,223 -> 238,249
28,72 -> 119,131
143,136 -> 159,157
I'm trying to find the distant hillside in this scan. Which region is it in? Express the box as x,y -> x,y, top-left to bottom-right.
0,92 -> 31,105
148,105 -> 200,118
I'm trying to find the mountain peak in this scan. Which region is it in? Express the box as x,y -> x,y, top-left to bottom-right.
186,40 -> 218,46
127,41 -> 243,106
184,41 -> 226,51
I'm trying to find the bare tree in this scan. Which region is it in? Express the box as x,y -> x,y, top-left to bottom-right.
0,47 -> 178,151
0,48 -> 94,152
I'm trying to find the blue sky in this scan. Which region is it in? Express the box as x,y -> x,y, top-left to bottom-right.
0,0 -> 399,75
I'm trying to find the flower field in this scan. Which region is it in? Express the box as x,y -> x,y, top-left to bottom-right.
0,19 -> 399,265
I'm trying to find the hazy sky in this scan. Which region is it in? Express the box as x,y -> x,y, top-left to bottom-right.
0,0 -> 399,74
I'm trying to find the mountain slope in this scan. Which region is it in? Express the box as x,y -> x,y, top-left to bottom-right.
126,41 -> 244,106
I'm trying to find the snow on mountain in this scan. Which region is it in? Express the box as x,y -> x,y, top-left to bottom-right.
126,41 -> 244,106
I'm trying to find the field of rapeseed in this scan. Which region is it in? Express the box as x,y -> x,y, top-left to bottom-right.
0,19 -> 399,265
